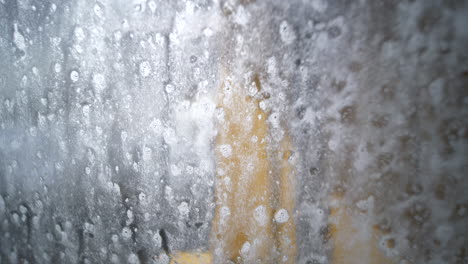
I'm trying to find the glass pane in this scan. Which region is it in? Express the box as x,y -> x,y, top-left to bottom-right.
0,0 -> 467,263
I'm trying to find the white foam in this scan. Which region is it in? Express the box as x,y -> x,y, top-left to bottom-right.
274,208 -> 290,223
122,227 -> 132,240
70,70 -> 80,82
128,253 -> 140,264
219,144 -> 232,158
240,241 -> 251,256
13,23 -> 26,51
279,21 -> 296,45
139,61 -> 151,77
92,73 -> 106,94
254,205 -> 268,226
312,0 -> 328,13
178,202 -> 190,218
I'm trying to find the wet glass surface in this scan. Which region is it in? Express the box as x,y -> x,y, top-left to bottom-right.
0,0 -> 467,263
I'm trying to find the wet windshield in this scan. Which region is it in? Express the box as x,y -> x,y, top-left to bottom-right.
0,0 -> 467,263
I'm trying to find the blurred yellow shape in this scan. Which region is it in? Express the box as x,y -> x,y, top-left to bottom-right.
170,251 -> 212,264
329,193 -> 396,264
211,71 -> 297,263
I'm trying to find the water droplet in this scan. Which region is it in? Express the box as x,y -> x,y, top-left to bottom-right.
121,227 -> 132,240
19,205 -> 28,215
279,21 -> 296,45
152,232 -> 162,247
13,23 -> 26,52
127,209 -> 134,224
110,254 -> 119,264
178,202 -> 190,218
134,4 -> 142,12
220,206 -> 230,221
148,1 -> 157,13
92,73 -> 106,93
311,0 -> 328,13
253,205 -> 268,226
128,253 -> 140,264
139,61 -> 151,77
171,164 -> 181,176
74,27 -> 86,42
93,3 -> 103,18
142,146 -> 152,161
240,241 -> 251,256
12,212 -> 20,224
327,25 -> 342,39
70,70 -> 79,82
219,144 -> 232,158
203,27 -> 214,37
165,84 -> 175,94
0,195 -> 5,216
54,63 -> 62,73
274,208 -> 290,223
251,135 -> 258,143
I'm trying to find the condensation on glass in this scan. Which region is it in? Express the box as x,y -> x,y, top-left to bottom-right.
0,0 -> 467,263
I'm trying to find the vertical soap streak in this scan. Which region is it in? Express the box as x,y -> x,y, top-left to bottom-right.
211,68 -> 297,263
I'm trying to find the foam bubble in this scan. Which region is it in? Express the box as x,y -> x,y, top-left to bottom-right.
274,208 -> 290,223
279,21 -> 296,45
121,227 -> 132,240
70,70 -> 80,82
178,202 -> 190,218
139,61 -> 151,77
219,144 -> 232,158
254,205 -> 268,226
